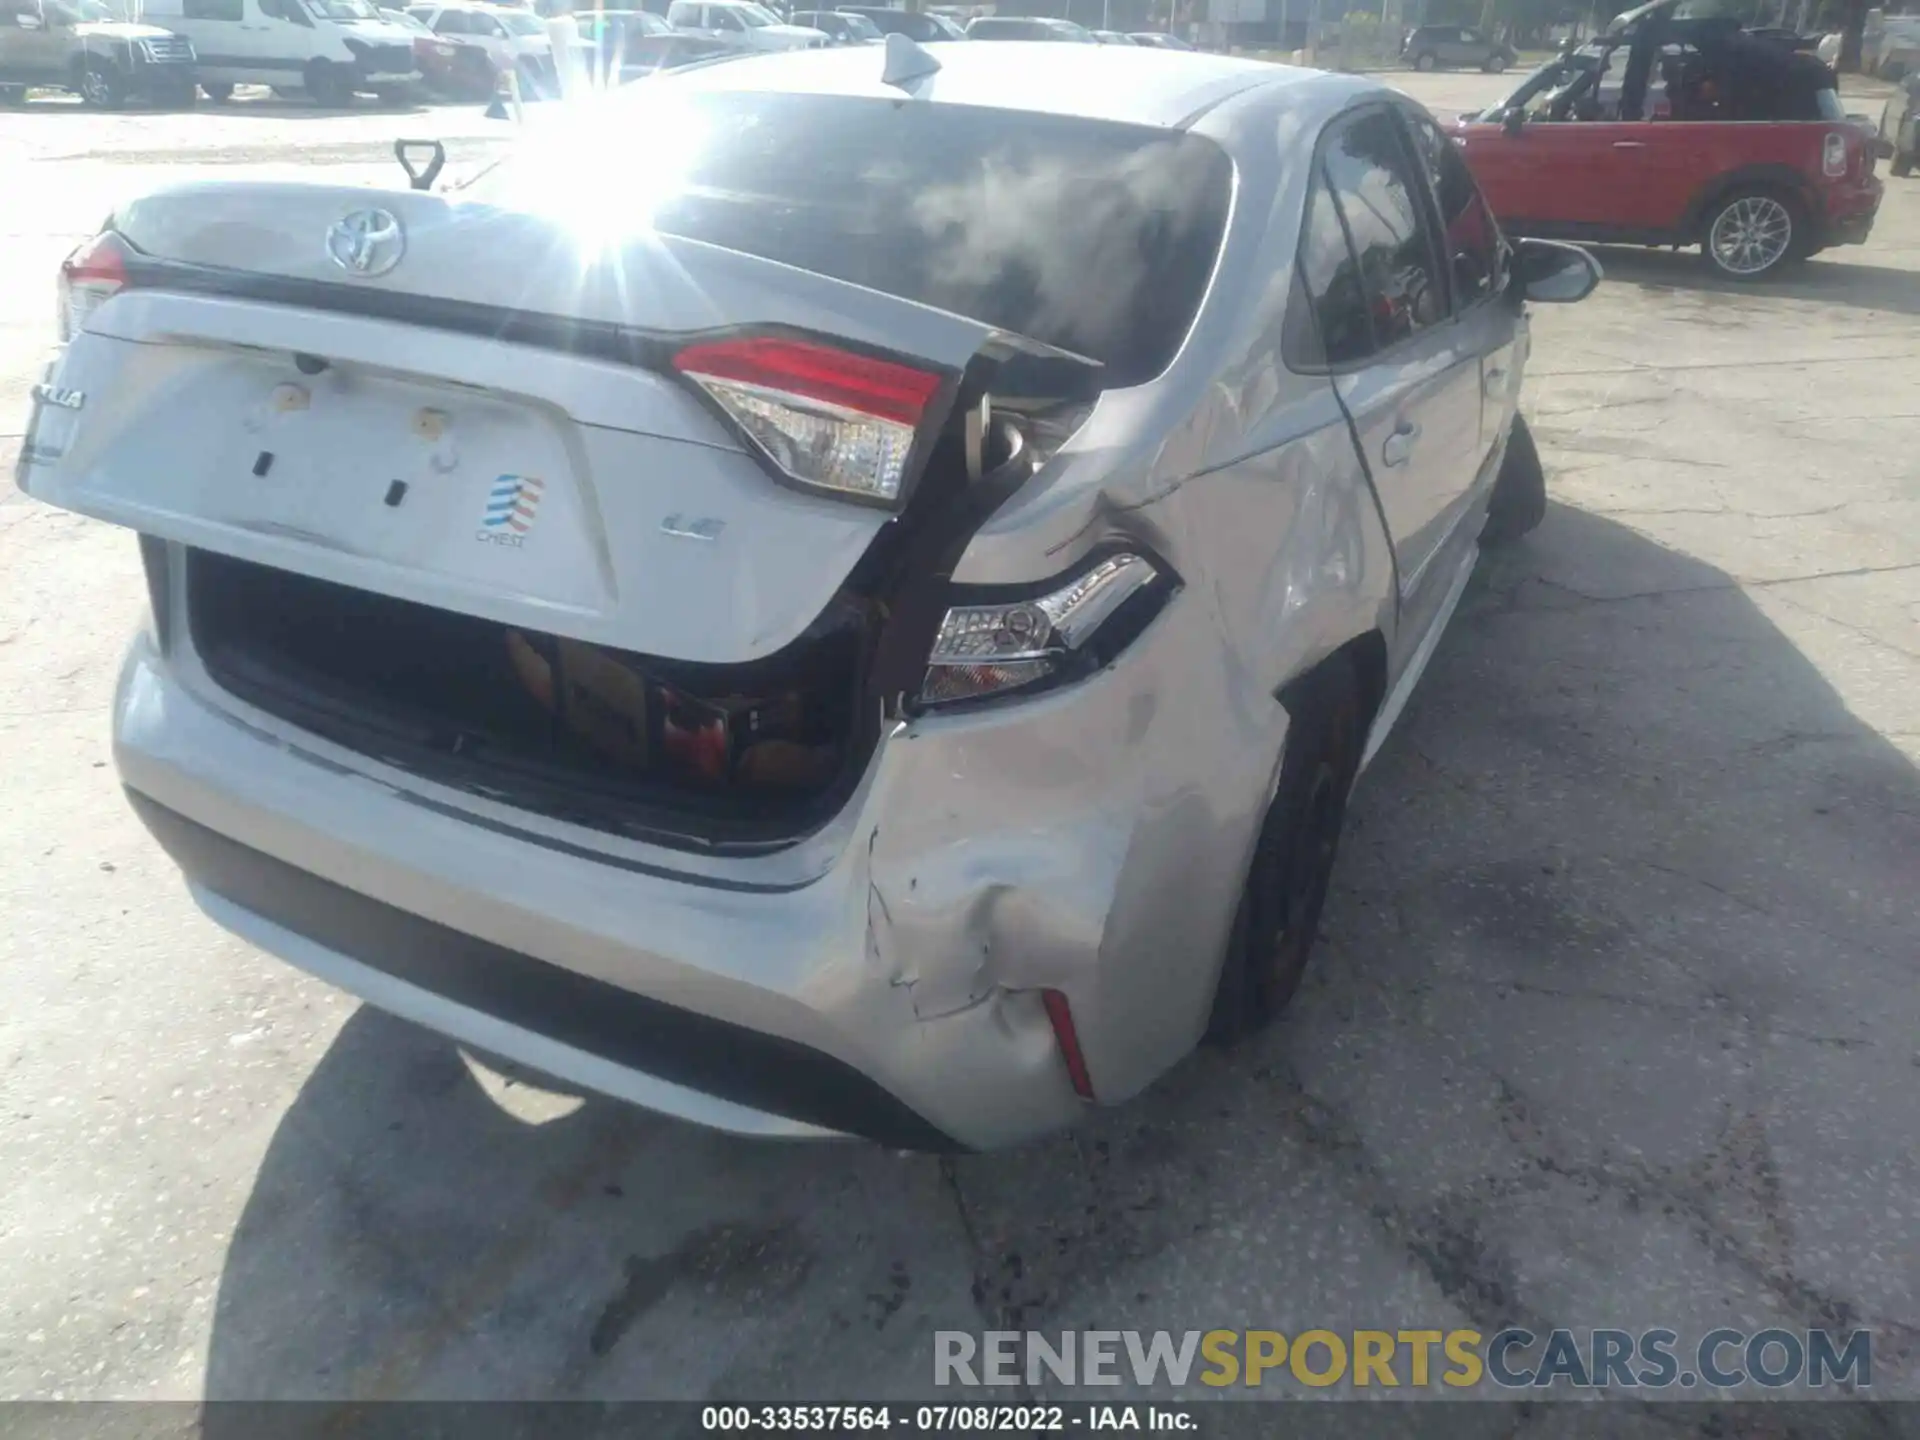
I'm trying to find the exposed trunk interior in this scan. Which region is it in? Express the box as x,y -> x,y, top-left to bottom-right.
184,549 -> 883,851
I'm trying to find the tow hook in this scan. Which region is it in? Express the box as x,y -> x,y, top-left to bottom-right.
393,139 -> 446,192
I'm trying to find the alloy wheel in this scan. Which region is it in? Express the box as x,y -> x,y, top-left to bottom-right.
1709,195 -> 1792,276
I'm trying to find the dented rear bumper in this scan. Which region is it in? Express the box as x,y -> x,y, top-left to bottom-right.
113,555 -> 1281,1150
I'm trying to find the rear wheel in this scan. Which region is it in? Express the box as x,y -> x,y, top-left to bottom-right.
1484,52 -> 1508,72
75,58 -> 125,108
1481,412 -> 1547,546
1414,50 -> 1437,70
1205,660 -> 1363,1043
0,85 -> 26,107
1701,187 -> 1802,282
200,80 -> 234,102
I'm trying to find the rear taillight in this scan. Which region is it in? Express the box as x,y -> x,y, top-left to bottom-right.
1823,130 -> 1849,177
58,230 -> 133,344
918,551 -> 1172,708
672,336 -> 946,506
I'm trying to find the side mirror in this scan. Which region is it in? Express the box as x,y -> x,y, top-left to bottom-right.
1515,236 -> 1602,303
1501,105 -> 1526,135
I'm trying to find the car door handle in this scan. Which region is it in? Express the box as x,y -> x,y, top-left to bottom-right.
1612,140 -> 1647,149
1381,421 -> 1420,468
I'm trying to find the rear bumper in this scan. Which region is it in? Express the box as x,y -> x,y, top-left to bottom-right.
1818,177 -> 1884,247
112,550 -> 1273,1149
129,790 -> 962,1150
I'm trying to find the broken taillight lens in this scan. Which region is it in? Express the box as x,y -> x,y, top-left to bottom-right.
672,336 -> 945,505
58,229 -> 134,344
919,552 -> 1172,708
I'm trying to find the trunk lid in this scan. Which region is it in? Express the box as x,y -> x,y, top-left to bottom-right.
21,183 -> 1014,665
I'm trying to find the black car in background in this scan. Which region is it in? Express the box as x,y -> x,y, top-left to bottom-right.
1403,22 -> 1516,70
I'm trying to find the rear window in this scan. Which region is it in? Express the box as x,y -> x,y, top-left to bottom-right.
469,92 -> 1233,387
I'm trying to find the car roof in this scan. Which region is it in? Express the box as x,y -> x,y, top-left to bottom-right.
663,37 -> 1318,126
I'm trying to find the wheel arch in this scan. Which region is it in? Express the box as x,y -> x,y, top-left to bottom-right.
1680,163 -> 1817,241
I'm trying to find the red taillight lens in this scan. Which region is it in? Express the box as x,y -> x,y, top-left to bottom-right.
58,230 -> 132,343
1040,989 -> 1095,1101
672,336 -> 945,505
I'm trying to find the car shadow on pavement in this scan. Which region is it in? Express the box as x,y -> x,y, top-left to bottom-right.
1589,243 -> 1920,317
198,501 -> 1920,1407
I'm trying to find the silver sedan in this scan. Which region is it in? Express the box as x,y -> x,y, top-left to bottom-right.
19,40 -> 1599,1149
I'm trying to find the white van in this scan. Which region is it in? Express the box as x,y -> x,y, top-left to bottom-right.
134,0 -> 420,103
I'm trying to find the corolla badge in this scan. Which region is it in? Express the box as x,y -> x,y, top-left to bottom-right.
325,208 -> 406,277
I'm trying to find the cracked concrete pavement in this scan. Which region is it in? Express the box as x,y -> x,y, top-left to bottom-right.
1,73 -> 1916,1416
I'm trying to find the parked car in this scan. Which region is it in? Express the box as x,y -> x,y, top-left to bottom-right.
832,4 -> 963,40
575,13 -> 736,78
665,0 -> 824,49
1456,0 -> 1882,280
1091,28 -> 1134,43
406,1 -> 552,92
379,5 -> 473,95
791,7 -> 877,42
1403,23 -> 1515,72
20,43 -> 1598,1151
133,0 -> 419,104
966,14 -> 1093,40
0,0 -> 196,106
1128,29 -> 1190,48
1882,69 -> 1918,175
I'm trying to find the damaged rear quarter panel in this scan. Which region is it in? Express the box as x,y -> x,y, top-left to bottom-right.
862,80 -> 1400,1101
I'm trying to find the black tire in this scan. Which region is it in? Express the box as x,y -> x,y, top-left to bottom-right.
200,80 -> 235,102
74,58 -> 126,108
304,59 -> 353,107
1481,412 -> 1547,546
1699,185 -> 1804,282
1893,151 -> 1915,179
1485,52 -> 1508,72
1414,50 -> 1437,70
1205,659 -> 1363,1044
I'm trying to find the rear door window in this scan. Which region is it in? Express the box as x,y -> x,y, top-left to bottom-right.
1407,112 -> 1503,309
1318,108 -> 1447,351
473,92 -> 1234,386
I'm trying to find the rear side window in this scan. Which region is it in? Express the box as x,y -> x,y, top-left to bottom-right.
1290,108 -> 1445,368
477,93 -> 1233,387
1408,113 -> 1502,308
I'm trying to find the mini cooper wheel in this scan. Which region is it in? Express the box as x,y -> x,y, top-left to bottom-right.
1206,660 -> 1363,1043
1485,52 -> 1508,72
1702,188 -> 1801,281
1414,50 -> 1437,70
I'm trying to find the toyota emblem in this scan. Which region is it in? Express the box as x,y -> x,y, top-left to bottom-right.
325,208 -> 405,277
